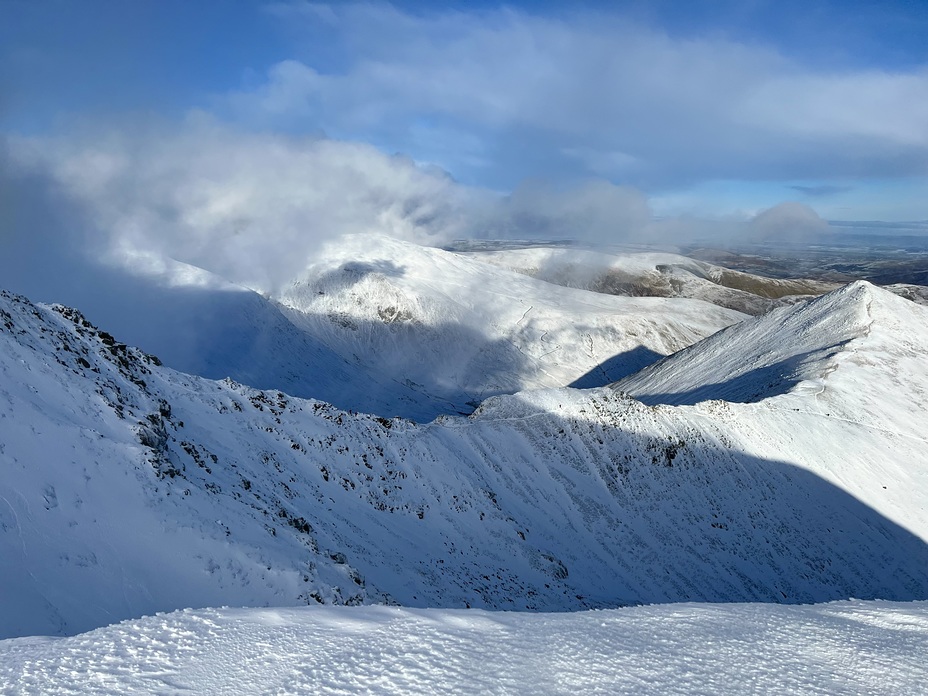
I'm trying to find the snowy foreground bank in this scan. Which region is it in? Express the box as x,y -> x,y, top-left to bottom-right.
2,601 -> 927,694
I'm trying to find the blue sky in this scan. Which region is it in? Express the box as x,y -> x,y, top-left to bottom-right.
3,0 -> 927,223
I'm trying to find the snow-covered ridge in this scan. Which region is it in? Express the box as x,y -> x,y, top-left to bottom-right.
616,280 -> 876,404
616,280 -> 928,431
2,282 -> 928,640
464,246 -> 839,315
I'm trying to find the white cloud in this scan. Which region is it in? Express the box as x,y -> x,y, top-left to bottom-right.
232,3 -> 928,188
486,180 -> 653,242
738,71 -> 928,146
561,148 -> 639,178
3,121 -> 841,314
747,202 -> 830,241
4,119 -> 674,299
12,119 -> 483,292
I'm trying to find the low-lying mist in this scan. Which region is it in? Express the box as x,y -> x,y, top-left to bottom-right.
3,121 -> 832,302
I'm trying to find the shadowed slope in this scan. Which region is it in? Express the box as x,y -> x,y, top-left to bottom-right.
2,287 -> 928,638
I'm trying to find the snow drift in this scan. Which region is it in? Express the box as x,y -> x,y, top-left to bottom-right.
4,601 -> 927,695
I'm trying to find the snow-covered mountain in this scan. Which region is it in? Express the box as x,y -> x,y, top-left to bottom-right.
273,235 -> 745,418
464,246 -> 839,315
2,278 -> 927,639
44,237 -> 744,422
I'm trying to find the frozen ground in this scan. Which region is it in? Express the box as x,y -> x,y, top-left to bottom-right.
2,600 -> 927,695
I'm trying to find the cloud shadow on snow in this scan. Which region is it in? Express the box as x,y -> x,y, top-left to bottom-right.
268,260 -> 551,420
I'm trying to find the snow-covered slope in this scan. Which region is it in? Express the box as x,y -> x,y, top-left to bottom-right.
4,601 -> 927,695
612,280 -> 928,555
47,239 -> 744,422
884,282 -> 928,307
467,246 -> 839,315
275,235 -> 745,418
20,256 -> 433,422
616,280 -> 927,419
2,281 -> 928,639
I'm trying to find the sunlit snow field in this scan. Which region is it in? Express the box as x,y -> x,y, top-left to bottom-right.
3,601 -> 927,694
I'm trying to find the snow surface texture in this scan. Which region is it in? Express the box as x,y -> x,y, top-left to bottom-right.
2,601 -> 927,695
2,279 -> 928,639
